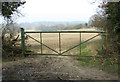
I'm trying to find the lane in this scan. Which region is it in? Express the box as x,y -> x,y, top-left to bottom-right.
2,55 -> 118,80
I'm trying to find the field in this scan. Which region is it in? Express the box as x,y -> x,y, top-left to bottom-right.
25,28 -> 102,56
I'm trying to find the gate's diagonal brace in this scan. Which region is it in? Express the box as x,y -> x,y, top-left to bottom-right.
61,33 -> 101,55
25,34 -> 59,54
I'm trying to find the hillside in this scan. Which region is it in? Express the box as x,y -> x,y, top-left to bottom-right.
19,21 -> 87,31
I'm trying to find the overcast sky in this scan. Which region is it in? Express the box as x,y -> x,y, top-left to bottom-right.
13,0 -> 100,23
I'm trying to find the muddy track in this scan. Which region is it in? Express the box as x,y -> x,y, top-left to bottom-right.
2,55 -> 118,80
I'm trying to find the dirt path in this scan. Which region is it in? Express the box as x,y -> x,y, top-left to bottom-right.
2,55 -> 118,80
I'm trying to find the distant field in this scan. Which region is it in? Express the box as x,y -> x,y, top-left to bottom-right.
25,28 -> 102,55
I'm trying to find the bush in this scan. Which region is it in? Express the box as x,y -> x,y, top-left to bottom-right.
2,23 -> 22,58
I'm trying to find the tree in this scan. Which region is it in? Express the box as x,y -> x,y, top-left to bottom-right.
89,13 -> 108,29
0,1 -> 26,24
0,1 -> 26,57
89,1 -> 120,55
105,2 -> 120,33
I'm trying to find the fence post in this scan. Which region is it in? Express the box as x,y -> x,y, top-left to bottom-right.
21,28 -> 25,55
102,32 -> 105,57
80,32 -> 81,55
105,27 -> 108,55
59,32 -> 61,55
40,33 -> 43,54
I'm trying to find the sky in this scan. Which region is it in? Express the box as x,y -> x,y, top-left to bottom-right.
3,0 -> 101,24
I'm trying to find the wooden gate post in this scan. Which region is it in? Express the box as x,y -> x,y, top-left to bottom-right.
105,27 -> 108,55
59,32 -> 61,55
40,33 -> 43,54
80,32 -> 81,55
102,32 -> 105,57
21,28 -> 25,55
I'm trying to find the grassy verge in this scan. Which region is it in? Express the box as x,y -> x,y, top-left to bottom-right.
77,40 -> 118,74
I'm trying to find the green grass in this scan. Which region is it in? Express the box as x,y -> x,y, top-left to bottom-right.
77,55 -> 118,74
76,40 -> 102,56
76,40 -> 118,74
26,48 -> 33,52
109,68 -> 118,73
77,57 -> 92,63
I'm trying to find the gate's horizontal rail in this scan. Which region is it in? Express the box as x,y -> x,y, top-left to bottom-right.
25,31 -> 105,33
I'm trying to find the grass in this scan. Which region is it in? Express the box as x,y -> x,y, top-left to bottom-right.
109,68 -> 118,73
76,40 -> 102,56
77,56 -> 118,74
77,57 -> 92,63
26,48 -> 33,52
76,40 -> 118,74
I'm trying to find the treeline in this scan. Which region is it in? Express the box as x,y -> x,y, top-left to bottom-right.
89,2 -> 120,55
24,23 -> 88,31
